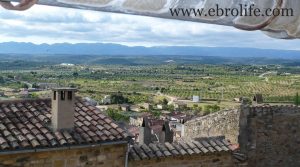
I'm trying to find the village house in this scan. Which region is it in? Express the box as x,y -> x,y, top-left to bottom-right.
156,104 -> 166,110
0,88 -> 130,167
173,101 -> 188,110
139,103 -> 152,111
19,90 -> 29,98
130,117 -> 143,127
139,117 -> 173,145
84,97 -> 98,106
36,83 -> 58,90
253,94 -> 263,104
96,105 -> 109,111
120,104 -> 130,112
130,105 -> 141,112
192,95 -> 200,102
101,95 -> 111,104
166,111 -> 193,123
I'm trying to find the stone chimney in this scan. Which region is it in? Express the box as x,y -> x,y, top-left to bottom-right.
139,117 -> 152,145
51,88 -> 77,131
162,121 -> 174,143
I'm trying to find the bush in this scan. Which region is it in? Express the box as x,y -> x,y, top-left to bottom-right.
106,108 -> 129,122
202,104 -> 221,115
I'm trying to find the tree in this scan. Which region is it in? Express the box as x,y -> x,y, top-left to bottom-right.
242,97 -> 252,105
162,98 -> 168,105
20,83 -> 29,89
73,72 -> 79,78
152,110 -> 162,118
0,76 -> 4,84
167,104 -> 175,111
111,93 -> 129,104
202,104 -> 220,115
31,93 -> 39,98
32,83 -> 39,88
107,108 -> 129,122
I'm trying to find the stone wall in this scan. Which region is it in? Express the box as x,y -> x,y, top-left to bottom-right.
129,153 -> 234,167
184,109 -> 240,143
0,143 -> 127,167
239,105 -> 300,167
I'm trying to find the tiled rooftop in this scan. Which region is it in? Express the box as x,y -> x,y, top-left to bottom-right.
129,138 -> 234,161
0,98 -> 128,151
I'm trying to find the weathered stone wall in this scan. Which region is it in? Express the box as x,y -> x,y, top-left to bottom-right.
129,153 -> 234,167
0,143 -> 127,167
239,106 -> 300,167
184,109 -> 240,143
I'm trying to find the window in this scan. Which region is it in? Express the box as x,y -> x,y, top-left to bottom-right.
53,91 -> 56,100
68,91 -> 73,100
61,91 -> 65,100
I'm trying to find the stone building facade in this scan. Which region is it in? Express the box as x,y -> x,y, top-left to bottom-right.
239,105 -> 300,167
129,153 -> 233,167
184,109 -> 240,143
0,143 -> 127,167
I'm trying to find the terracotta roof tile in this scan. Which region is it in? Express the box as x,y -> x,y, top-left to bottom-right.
0,98 -> 128,151
130,138 -> 233,161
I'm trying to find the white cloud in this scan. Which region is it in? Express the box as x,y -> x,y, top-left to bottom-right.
0,4 -> 299,50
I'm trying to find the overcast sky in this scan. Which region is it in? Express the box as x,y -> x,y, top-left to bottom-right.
0,5 -> 300,50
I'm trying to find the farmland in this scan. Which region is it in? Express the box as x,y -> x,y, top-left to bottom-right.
1,61 -> 300,108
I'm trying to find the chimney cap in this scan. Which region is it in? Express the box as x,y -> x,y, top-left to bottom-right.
52,87 -> 78,91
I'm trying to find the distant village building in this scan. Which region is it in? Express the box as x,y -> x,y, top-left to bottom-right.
139,103 -> 152,110
60,63 -> 75,66
164,112 -> 195,139
192,95 -> 200,102
130,105 -> 141,112
96,105 -> 108,111
253,94 -> 264,104
121,104 -> 130,112
156,104 -> 166,110
234,97 -> 244,102
139,117 -> 174,145
101,95 -> 111,104
19,90 -> 29,98
129,113 -> 152,127
130,117 -> 144,127
84,97 -> 98,106
37,83 -> 58,89
27,88 -> 40,92
174,101 -> 188,110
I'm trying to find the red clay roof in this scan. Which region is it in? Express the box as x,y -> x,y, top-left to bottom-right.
129,138 -> 234,161
0,98 -> 128,151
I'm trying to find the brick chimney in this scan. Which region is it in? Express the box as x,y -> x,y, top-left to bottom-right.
51,88 -> 77,131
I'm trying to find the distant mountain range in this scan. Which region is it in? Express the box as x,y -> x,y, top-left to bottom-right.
0,42 -> 300,59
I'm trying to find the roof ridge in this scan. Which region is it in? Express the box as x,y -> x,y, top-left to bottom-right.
129,138 -> 234,161
0,98 -> 51,105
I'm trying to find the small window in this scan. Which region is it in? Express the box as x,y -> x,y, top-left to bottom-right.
61,91 -> 65,100
68,91 -> 73,100
53,91 -> 56,100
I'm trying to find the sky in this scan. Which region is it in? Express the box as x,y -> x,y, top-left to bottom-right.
0,4 -> 300,50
